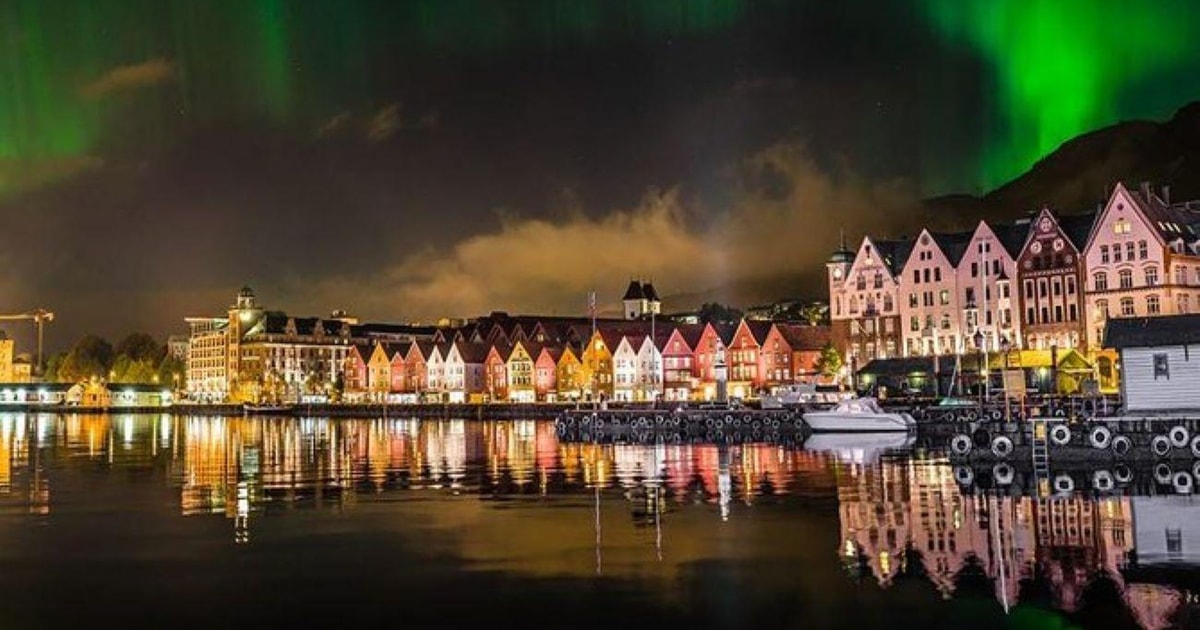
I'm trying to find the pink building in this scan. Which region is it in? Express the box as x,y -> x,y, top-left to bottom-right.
1084,182 -> 1200,350
954,221 -> 1022,353
828,237 -> 905,369
898,229 -> 970,356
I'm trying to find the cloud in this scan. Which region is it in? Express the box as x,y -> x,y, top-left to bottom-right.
296,142 -> 919,321
367,103 -> 401,141
80,58 -> 175,99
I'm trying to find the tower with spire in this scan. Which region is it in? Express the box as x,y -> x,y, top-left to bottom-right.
622,279 -> 661,320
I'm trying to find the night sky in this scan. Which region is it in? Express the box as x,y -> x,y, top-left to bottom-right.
3,0 -> 1200,351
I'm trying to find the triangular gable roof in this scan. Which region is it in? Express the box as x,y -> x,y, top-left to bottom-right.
407,340 -> 435,361
872,238 -> 913,276
930,229 -> 974,266
452,340 -> 491,364
991,221 -> 1031,259
538,346 -> 565,364
777,323 -> 831,350
744,320 -> 773,345
1060,211 -> 1097,252
669,323 -> 705,350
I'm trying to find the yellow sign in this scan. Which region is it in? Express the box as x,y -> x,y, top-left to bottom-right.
1002,369 -> 1025,400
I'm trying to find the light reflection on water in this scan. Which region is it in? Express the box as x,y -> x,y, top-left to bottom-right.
0,413 -> 1197,629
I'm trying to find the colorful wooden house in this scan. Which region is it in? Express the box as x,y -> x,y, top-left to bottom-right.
728,320 -> 773,398
555,344 -> 584,400
444,340 -> 489,403
405,341 -> 433,397
389,344 -> 407,393
535,347 -> 561,401
506,340 -> 540,402
661,324 -> 703,401
485,342 -> 512,401
693,323 -> 736,401
580,330 -> 615,401
774,324 -> 832,384
367,342 -> 393,400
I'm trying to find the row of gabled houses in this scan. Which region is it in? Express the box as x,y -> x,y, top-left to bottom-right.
829,181 -> 1200,392
340,316 -> 830,404
184,287 -> 831,404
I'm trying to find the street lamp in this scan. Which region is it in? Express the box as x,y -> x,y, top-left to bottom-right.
999,336 -> 1012,422
973,330 -> 985,408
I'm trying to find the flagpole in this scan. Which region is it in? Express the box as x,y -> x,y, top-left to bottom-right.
590,290 -> 597,410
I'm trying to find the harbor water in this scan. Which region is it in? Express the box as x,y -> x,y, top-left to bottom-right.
0,413 -> 1197,628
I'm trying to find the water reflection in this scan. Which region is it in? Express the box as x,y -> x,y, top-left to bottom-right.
0,413 -> 1197,628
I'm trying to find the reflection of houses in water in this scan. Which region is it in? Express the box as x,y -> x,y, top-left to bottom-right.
835,455 -> 1196,626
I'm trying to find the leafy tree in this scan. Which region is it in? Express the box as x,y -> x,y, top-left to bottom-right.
58,335 -> 114,382
42,352 -> 66,382
115,333 -> 163,363
799,302 -> 830,326
157,354 -> 186,390
111,355 -> 158,383
697,302 -> 743,325
814,343 -> 844,380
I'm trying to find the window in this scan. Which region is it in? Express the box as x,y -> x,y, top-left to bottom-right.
992,260 -> 1000,275
941,314 -> 951,330
934,268 -> 941,282
1039,280 -> 1048,298
1026,307 -> 1036,323
1068,304 -> 1078,321
1001,284 -> 1010,299
1120,297 -> 1135,316
1093,272 -> 1107,291
1154,353 -> 1169,380
1041,307 -> 1049,323
923,269 -> 930,283
966,287 -> 977,305
1054,305 -> 1063,322
1053,280 -> 1061,296
1067,276 -> 1076,295
1139,240 -> 1148,260
1114,218 -> 1131,234
939,290 -> 950,306
1147,295 -> 1161,314
856,275 -> 866,290
923,292 -> 933,307
1119,269 -> 1133,289
1114,246 -> 1122,262
1146,267 -> 1159,286
1125,242 -> 1135,261
883,295 -> 893,312
912,269 -> 920,284
909,293 -> 918,308
910,316 -> 919,332
874,272 -> 883,289
971,262 -> 978,278
1176,266 -> 1187,286
1180,295 -> 1191,313
1096,300 -> 1109,319
1100,245 -> 1109,263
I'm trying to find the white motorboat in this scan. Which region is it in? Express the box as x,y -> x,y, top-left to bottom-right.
801,397 -> 915,433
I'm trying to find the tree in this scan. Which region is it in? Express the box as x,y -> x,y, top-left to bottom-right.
697,302 -> 743,325
58,335 -> 114,382
115,333 -> 163,363
42,352 -> 66,382
814,343 -> 843,380
157,354 -> 186,390
799,302 -> 830,326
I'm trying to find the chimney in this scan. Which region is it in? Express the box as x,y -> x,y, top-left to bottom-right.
1163,185 -> 1171,205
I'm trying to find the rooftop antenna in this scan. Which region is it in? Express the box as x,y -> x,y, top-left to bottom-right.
839,228 -> 847,251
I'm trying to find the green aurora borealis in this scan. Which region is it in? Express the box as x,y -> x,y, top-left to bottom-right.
2,0 -> 1200,196
925,0 -> 1200,190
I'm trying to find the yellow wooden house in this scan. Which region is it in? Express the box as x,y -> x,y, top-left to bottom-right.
556,345 -> 584,400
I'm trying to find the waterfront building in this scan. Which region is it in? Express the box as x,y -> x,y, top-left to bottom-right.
635,332 -> 664,402
534,347 -> 560,401
954,221 -> 1023,354
389,346 -> 407,394
426,343 -> 448,402
693,323 -> 735,400
727,320 -> 772,398
899,229 -> 970,357
1104,313 -> 1200,413
828,237 -> 907,370
580,330 -> 615,401
505,340 -> 539,403
1083,183 -> 1200,352
184,316 -> 228,402
1014,209 -> 1093,352
484,342 -> 511,402
765,323 -> 831,386
367,342 -> 395,402
443,340 -> 488,403
555,344 -> 584,401
405,341 -> 433,398
609,331 -> 641,402
342,343 -> 372,398
661,324 -> 703,401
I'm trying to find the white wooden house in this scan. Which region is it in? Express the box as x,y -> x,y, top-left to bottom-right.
1104,314 -> 1200,413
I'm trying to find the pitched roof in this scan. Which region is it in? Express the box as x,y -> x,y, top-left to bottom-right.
670,323 -> 705,349
931,230 -> 973,266
454,341 -> 491,364
1104,315 -> 1200,348
1126,184 -> 1200,241
993,222 -> 1030,258
777,324 -> 830,350
622,280 -> 645,300
1059,211 -> 1096,252
873,238 -> 913,275
744,320 -> 774,345
642,282 -> 660,302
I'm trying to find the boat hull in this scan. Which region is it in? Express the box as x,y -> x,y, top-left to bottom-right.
801,412 -> 914,433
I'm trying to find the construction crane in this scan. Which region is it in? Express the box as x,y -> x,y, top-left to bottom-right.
0,309 -> 55,375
